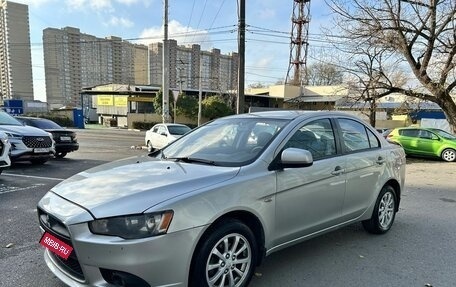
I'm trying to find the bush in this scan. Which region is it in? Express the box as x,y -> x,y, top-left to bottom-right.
132,121 -> 159,130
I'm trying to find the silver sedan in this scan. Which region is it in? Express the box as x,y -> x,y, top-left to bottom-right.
37,111 -> 406,287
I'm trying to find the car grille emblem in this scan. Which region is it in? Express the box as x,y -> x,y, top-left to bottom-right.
36,138 -> 44,142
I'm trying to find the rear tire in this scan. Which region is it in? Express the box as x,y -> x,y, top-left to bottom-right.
441,148 -> 456,162
190,219 -> 257,287
362,185 -> 397,234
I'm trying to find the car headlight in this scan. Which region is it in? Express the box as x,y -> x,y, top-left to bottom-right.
89,211 -> 174,239
0,134 -> 8,143
5,132 -> 22,140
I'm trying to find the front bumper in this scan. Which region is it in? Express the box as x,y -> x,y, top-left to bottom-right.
9,137 -> 55,161
55,142 -> 79,153
0,139 -> 11,169
39,210 -> 204,287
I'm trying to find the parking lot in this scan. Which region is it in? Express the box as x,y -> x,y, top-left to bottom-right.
1,128 -> 455,287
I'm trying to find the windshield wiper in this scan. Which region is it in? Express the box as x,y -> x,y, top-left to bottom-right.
164,156 -> 217,166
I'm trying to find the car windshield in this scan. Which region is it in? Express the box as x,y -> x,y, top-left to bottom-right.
159,117 -> 290,167
430,129 -> 456,140
0,111 -> 23,126
167,125 -> 191,135
26,118 -> 62,129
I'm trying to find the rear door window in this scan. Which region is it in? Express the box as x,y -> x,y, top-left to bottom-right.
399,129 -> 419,137
338,119 -> 379,152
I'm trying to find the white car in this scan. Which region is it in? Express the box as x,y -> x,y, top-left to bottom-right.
145,123 -> 191,152
0,111 -> 55,164
0,131 -> 11,174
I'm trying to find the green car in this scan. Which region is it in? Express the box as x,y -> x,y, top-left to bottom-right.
388,127 -> 456,162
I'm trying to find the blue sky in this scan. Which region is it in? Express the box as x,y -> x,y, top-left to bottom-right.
16,0 -> 332,102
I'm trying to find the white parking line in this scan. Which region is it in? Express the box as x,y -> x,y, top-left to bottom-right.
2,173 -> 65,181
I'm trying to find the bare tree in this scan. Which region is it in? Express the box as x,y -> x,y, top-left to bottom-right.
306,62 -> 344,86
326,0 -> 456,132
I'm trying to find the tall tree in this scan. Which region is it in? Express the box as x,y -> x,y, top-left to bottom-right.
306,62 -> 344,85
327,0 -> 456,131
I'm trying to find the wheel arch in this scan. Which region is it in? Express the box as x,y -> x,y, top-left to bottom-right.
384,179 -> 401,212
440,147 -> 456,161
190,210 -> 266,272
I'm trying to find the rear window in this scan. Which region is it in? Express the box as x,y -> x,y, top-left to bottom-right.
25,118 -> 62,129
168,125 -> 191,135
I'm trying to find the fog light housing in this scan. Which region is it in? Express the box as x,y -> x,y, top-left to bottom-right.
100,268 -> 150,287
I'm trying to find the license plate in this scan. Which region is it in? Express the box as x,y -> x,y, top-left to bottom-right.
34,148 -> 49,153
39,232 -> 73,260
60,136 -> 71,141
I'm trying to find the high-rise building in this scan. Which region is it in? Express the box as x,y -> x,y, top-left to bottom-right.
43,27 -> 148,108
0,0 -> 34,102
149,40 -> 238,92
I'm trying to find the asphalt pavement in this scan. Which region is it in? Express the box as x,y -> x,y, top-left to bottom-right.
1,128 -> 455,287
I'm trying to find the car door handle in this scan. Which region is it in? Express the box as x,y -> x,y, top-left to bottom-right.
376,156 -> 386,165
331,166 -> 345,176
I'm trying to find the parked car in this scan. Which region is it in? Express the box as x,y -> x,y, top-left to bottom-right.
0,111 -> 54,164
37,111 -> 406,287
145,123 -> 191,152
16,116 -> 78,158
0,131 -> 11,174
388,127 -> 456,162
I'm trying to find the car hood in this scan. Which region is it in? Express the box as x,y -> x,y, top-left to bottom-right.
0,124 -> 50,136
51,155 -> 240,219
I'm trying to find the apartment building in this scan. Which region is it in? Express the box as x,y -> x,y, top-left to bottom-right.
0,0 -> 34,102
149,40 -> 238,92
43,27 -> 148,108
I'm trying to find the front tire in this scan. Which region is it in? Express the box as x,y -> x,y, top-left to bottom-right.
362,185 -> 397,234
55,152 -> 67,158
190,219 -> 257,287
30,158 -> 48,165
441,148 -> 456,162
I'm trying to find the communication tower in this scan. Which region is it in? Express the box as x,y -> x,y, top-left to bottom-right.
285,0 -> 311,86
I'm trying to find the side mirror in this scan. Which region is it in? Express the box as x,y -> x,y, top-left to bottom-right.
160,132 -> 167,136
280,148 -> 313,169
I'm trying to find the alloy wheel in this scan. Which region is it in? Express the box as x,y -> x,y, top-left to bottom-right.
205,233 -> 252,287
442,149 -> 456,162
378,191 -> 395,229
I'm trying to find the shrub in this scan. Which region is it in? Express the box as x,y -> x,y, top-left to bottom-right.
132,121 -> 159,130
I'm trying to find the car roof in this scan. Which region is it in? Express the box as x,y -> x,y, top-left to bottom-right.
156,123 -> 189,127
221,110 -> 363,121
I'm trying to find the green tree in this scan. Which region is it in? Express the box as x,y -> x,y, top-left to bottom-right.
152,90 -> 174,120
177,94 -> 198,119
202,96 -> 234,120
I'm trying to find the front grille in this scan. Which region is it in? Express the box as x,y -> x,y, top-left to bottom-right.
22,136 -> 52,148
0,141 -> 3,154
38,208 -> 85,281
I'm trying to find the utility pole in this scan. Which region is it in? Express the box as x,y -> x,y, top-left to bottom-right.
198,56 -> 203,126
236,0 -> 245,114
162,0 -> 170,123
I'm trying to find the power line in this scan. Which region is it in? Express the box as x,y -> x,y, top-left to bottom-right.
182,0 -> 196,44
191,0 -> 209,43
